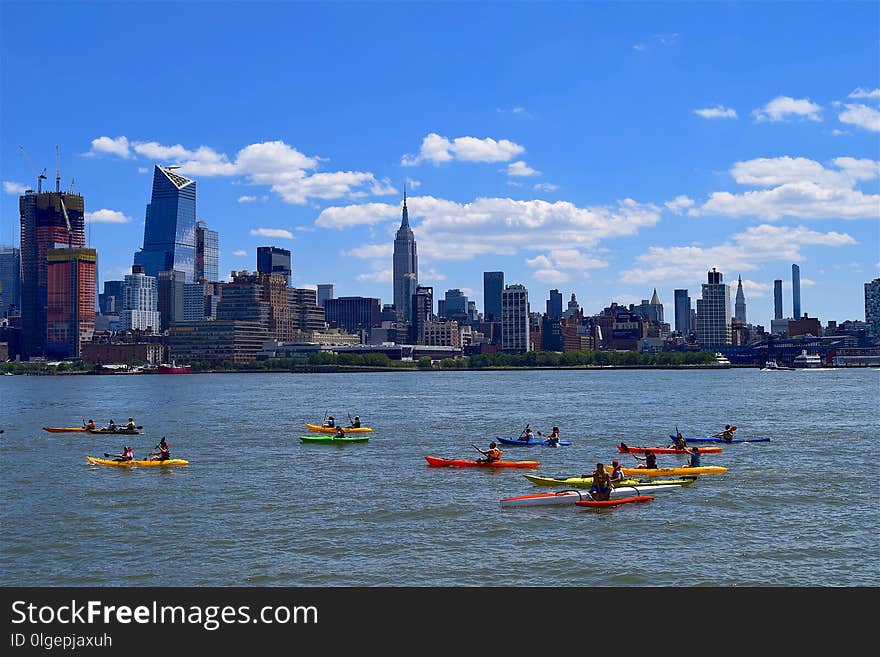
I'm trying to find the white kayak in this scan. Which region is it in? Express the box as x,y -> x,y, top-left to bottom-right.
499,484 -> 681,509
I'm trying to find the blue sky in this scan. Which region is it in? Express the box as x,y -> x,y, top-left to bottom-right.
2,1 -> 878,329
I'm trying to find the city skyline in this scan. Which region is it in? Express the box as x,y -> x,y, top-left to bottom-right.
1,2 -> 878,331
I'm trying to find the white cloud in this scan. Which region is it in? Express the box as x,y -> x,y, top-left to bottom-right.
233,249 -> 247,257
752,96 -> 822,122
838,104 -> 880,132
85,209 -> 133,224
420,268 -> 447,282
533,183 -> 558,192
250,228 -> 293,239
831,129 -> 850,137
87,136 -> 131,158
694,106 -> 738,119
356,269 -> 392,283
405,178 -> 421,189
620,224 -> 857,285
137,167 -> 148,174
800,277 -> 816,287
344,244 -> 393,259
401,133 -> 525,166
527,249 -> 608,279
319,195 -> 660,264
237,195 -> 257,203
848,88 -> 880,99
506,161 -> 540,177
665,195 -> 695,213
3,181 -> 27,195
690,156 -> 880,220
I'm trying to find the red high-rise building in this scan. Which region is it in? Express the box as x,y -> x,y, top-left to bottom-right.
46,247 -> 96,358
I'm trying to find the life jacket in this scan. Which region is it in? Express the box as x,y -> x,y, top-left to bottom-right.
123,447 -> 133,459
488,448 -> 502,460
609,467 -> 625,481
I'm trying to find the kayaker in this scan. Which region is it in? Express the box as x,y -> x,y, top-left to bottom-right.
669,427 -> 687,450
475,441 -> 502,463
125,417 -> 137,431
351,416 -> 361,428
589,463 -> 612,500
713,425 -> 736,441
324,416 -> 336,428
106,419 -> 117,432
544,426 -> 561,446
85,419 -> 96,431
334,426 -> 346,438
111,445 -> 134,462
685,447 -> 701,468
633,450 -> 658,469
149,437 -> 170,461
522,425 -> 536,442
608,459 -> 627,484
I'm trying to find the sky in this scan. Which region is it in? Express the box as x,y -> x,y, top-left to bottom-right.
1,1 -> 878,329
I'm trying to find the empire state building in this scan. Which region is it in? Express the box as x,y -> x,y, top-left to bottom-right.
392,188 -> 418,321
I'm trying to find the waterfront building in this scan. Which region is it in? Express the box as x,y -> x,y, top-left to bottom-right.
546,289 -> 562,320
19,187 -> 85,358
195,220 -> 219,282
501,283 -> 530,353
792,264 -> 801,320
421,320 -> 461,348
134,165 -> 196,282
0,246 -> 21,317
674,289 -> 692,335
865,278 -> 880,336
410,285 -> 434,343
288,287 -> 326,331
770,318 -> 790,336
45,247 -> 96,358
98,280 -> 124,315
183,282 -> 207,321
695,268 -> 731,346
168,319 -> 267,364
157,269 -> 186,331
81,341 -> 165,366
256,246 -> 292,287
219,270 -> 291,340
789,314 -> 822,338
734,275 -> 747,323
324,296 -> 381,335
483,271 -> 504,321
392,188 -> 418,321
774,279 -> 784,319
317,284 -> 334,307
120,265 -> 160,332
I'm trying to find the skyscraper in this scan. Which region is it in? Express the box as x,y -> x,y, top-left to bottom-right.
134,165 -> 197,282
45,247 -> 96,358
734,275 -> 747,323
120,265 -> 160,332
792,263 -> 801,319
673,289 -> 692,334
392,188 -> 418,321
0,245 -> 21,317
483,271 -> 504,321
774,279 -> 783,319
866,278 -> 880,336
501,283 -> 530,353
19,187 -> 85,358
444,289 -> 469,322
317,284 -> 334,307
546,289 -> 562,319
195,220 -> 219,282
256,246 -> 292,286
402,273 -> 418,326
695,268 -> 731,346
410,285 -> 434,343
157,270 -> 186,331
98,280 -> 125,315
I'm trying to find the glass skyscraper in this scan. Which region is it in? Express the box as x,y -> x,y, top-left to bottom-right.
792,263 -> 801,319
673,289 -> 691,334
134,166 -> 197,282
257,246 -> 292,286
483,271 -> 504,321
0,245 -> 21,317
195,220 -> 219,282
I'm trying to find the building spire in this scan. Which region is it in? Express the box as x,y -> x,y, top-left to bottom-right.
401,184 -> 409,228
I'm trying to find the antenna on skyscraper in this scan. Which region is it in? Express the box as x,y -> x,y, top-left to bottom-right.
55,145 -> 61,193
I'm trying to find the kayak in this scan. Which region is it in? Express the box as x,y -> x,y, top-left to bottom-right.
42,427 -> 87,433
523,474 -> 696,488
500,485 -> 678,508
609,465 -> 727,477
86,428 -> 141,435
425,456 -> 540,469
617,443 -> 722,454
299,435 -> 369,444
86,456 -> 188,467
306,423 -> 372,434
669,434 -> 769,444
577,495 -> 654,509
496,436 -> 572,447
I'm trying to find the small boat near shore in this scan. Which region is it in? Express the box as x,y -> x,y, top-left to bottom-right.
761,360 -> 795,371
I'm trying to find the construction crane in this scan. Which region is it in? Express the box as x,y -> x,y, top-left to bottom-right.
18,145 -> 47,193
68,177 -> 76,194
59,196 -> 72,246
55,144 -> 61,193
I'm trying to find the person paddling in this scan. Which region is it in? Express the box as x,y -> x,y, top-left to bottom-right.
149,437 -> 170,461
669,427 -> 687,450
334,426 -> 346,438
323,416 -> 336,428
106,419 -> 117,433
474,441 -> 502,463
542,426 -> 561,446
685,446 -> 701,468
110,445 -> 134,462
633,449 -> 658,469
608,459 -> 627,484
125,417 -> 137,432
589,463 -> 612,501
85,419 -> 96,431
713,424 -> 736,441
350,415 -> 361,428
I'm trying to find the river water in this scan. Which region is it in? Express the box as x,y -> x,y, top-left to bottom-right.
2,367 -> 878,587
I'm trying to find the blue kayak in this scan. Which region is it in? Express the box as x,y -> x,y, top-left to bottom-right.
496,436 -> 572,447
669,434 -> 770,444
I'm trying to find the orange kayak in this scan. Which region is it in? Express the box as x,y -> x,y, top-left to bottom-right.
43,427 -> 87,433
425,456 -> 539,469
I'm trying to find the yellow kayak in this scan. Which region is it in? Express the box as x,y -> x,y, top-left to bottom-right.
306,423 -> 372,433
609,465 -> 727,477
86,456 -> 189,467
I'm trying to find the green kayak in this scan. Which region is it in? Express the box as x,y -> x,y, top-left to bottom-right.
299,435 -> 369,444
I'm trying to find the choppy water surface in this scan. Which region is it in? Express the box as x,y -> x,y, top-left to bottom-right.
2,368 -> 878,586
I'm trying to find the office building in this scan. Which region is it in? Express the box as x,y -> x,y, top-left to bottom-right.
195,220 -> 219,282
288,287 -> 326,331
19,187 -> 85,358
317,284 -> 334,307
410,285 -> 434,343
392,188 -> 418,321
501,283 -> 530,353
734,275 -> 747,323
774,279 -> 784,320
45,247 -> 96,358
792,263 -> 801,319
444,289 -> 469,322
673,289 -> 692,334
324,296 -> 381,334
695,268 -> 731,346
157,269 -> 186,331
483,271 -> 504,321
402,273 -> 418,326
257,246 -> 292,287
546,289 -> 562,320
632,289 -> 664,324
866,278 -> 880,335
0,246 -> 21,317
99,280 -> 125,315
120,265 -> 160,332
134,165 -> 197,282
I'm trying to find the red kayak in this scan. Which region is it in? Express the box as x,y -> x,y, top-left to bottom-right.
576,495 -> 654,508
617,442 -> 722,455
424,456 -> 540,469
